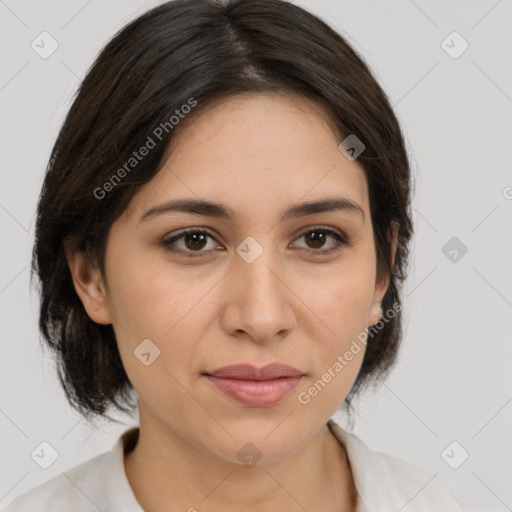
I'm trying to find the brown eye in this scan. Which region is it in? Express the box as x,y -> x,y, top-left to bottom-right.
183,232 -> 208,251
161,229 -> 221,256
304,230 -> 328,249
293,227 -> 348,254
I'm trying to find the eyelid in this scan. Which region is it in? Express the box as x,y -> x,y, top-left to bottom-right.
160,225 -> 349,256
293,224 -> 348,243
161,227 -> 222,255
291,225 -> 349,254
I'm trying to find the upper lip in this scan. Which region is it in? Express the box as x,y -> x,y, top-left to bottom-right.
204,363 -> 304,380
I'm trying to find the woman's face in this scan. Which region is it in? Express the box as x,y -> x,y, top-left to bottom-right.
78,92 -> 392,464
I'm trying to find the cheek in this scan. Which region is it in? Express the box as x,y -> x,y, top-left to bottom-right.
107,262 -> 205,410
299,254 -> 375,396
311,259 -> 376,337
106,244 -> 206,335
105,250 -> 220,377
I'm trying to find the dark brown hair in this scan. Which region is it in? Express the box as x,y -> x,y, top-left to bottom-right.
31,0 -> 413,425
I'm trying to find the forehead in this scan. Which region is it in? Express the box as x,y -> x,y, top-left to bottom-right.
125,92 -> 369,223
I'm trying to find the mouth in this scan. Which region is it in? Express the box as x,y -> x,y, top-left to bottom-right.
202,363 -> 305,407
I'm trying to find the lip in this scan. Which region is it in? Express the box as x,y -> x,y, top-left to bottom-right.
203,363 -> 305,407
205,363 -> 304,380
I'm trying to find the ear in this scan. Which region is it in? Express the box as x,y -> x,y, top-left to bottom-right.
65,244 -> 112,325
368,221 -> 399,325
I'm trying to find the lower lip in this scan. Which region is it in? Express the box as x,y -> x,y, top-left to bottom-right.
204,375 -> 303,407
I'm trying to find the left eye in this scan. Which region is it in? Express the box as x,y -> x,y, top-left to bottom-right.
160,227 -> 348,257
293,227 -> 348,253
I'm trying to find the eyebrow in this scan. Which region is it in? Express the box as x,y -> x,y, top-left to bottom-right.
139,196 -> 365,223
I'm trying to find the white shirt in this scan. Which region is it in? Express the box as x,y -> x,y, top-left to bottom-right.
4,416 -> 464,511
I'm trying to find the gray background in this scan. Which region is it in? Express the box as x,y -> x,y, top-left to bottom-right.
1,0 -> 511,510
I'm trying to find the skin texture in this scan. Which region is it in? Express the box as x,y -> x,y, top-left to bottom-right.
67,92 -> 397,511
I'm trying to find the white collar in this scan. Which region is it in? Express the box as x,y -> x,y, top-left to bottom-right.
107,417 -> 461,512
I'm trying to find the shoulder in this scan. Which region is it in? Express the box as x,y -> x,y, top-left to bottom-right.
3,444 -> 117,511
4,427 -> 142,512
3,450 -> 111,511
327,418 -> 464,511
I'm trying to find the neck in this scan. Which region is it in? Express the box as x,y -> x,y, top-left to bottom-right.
124,406 -> 357,512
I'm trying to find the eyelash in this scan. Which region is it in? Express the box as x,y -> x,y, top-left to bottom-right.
160,226 -> 349,258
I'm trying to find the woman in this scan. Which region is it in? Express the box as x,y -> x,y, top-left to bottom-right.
5,0 -> 463,510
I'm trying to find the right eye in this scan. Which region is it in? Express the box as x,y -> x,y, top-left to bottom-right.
160,228 -> 224,257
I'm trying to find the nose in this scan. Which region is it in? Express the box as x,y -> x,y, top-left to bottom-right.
219,241 -> 296,345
